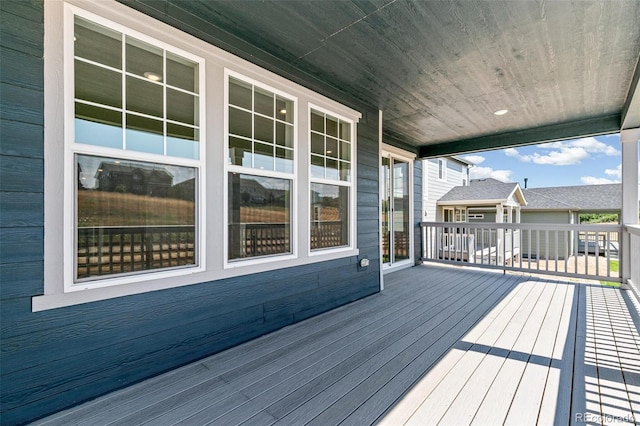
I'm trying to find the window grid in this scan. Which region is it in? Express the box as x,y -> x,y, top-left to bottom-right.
70,13 -> 204,286
309,110 -> 351,183
73,17 -> 200,160
228,77 -> 294,174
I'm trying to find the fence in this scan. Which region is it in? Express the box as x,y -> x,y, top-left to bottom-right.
421,222 -> 622,282
77,225 -> 195,279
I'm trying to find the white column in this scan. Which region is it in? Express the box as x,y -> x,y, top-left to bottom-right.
515,207 -> 521,224
620,128 -> 639,286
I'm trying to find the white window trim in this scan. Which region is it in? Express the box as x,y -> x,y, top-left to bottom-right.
36,0 -> 361,312
308,103 -> 357,256
438,158 -> 447,181
380,144 -> 416,273
62,4 -> 207,293
223,69 -> 299,268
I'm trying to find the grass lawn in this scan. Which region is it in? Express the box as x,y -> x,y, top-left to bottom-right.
600,259 -> 620,287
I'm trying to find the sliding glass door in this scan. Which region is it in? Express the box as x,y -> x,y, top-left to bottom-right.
381,151 -> 412,269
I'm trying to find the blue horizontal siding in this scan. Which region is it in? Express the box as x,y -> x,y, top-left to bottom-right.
0,2 -> 382,423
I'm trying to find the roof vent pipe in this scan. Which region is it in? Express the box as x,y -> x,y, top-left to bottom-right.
524,178 -> 528,189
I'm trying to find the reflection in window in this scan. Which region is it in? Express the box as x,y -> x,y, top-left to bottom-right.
309,110 -> 351,182
228,77 -> 294,173
76,155 -> 197,280
228,173 -> 291,260
311,183 -> 349,250
73,16 -> 200,160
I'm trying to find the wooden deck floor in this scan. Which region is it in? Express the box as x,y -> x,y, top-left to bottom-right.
33,265 -> 640,425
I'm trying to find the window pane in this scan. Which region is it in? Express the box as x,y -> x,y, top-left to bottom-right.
76,154 -> 197,279
311,111 -> 324,132
311,155 -> 325,179
75,103 -> 122,148
74,17 -> 122,69
326,116 -> 338,137
229,77 -> 252,110
228,173 -> 290,260
126,76 -> 163,118
126,36 -> 163,82
340,141 -> 351,161
339,161 -> 351,181
275,147 -> 293,174
310,183 -> 349,250
276,96 -> 293,124
254,142 -> 274,171
275,122 -> 293,148
167,52 -> 198,93
254,115 -> 274,143
167,123 -> 198,159
75,60 -> 122,108
229,107 -> 252,139
326,158 -> 339,180
229,136 -> 252,167
311,133 -> 324,155
254,87 -> 273,117
126,114 -> 163,155
339,121 -> 351,142
167,88 -> 197,126
326,137 -> 338,158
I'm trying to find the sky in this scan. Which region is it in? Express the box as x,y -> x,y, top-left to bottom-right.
460,133 -> 640,190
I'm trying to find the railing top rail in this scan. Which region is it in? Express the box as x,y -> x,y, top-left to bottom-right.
625,224 -> 640,236
420,221 -> 623,232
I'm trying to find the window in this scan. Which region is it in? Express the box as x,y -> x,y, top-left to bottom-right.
310,109 -> 353,250
70,12 -> 204,285
227,74 -> 295,261
39,1 -> 361,310
438,158 -> 447,181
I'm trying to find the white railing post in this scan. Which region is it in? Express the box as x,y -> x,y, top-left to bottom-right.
620,129 -> 639,289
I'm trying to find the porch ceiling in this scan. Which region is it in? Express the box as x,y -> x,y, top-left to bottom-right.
122,0 -> 640,156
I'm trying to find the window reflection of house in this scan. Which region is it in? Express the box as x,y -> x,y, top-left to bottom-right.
94,162 -> 174,197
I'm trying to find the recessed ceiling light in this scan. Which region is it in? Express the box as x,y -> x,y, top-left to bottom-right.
493,109 -> 509,116
144,71 -> 162,82
326,150 -> 333,154
279,109 -> 287,114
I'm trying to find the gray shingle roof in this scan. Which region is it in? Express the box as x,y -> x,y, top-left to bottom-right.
522,184 -> 621,212
438,178 -> 519,203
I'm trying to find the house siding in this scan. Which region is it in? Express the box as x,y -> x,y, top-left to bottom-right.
520,211 -> 576,259
0,2 -> 381,423
423,158 -> 468,221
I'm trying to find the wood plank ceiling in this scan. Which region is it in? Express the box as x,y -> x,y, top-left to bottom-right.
122,0 -> 640,156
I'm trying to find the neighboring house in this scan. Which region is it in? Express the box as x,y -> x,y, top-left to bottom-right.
422,156 -> 473,221
521,183 -> 622,223
437,178 -> 527,224
521,184 -> 622,259
94,162 -> 174,197
435,180 -> 622,260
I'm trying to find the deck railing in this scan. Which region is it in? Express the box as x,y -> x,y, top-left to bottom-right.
421,221 -> 622,282
77,225 -> 196,278
627,225 -> 640,295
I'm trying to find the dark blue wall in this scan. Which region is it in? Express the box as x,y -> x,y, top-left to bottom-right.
0,2 -> 382,423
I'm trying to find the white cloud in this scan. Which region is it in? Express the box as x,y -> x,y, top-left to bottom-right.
505,137 -> 620,166
504,146 -> 588,165
605,164 -> 622,179
540,137 -> 620,156
580,176 -> 618,185
470,166 -> 513,182
461,155 -> 485,165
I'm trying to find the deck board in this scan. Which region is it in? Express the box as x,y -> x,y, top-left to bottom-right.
32,265 -> 640,426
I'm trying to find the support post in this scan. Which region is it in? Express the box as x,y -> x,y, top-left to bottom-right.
620,128 -> 639,288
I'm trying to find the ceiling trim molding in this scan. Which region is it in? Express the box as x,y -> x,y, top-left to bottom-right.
418,114 -> 621,159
